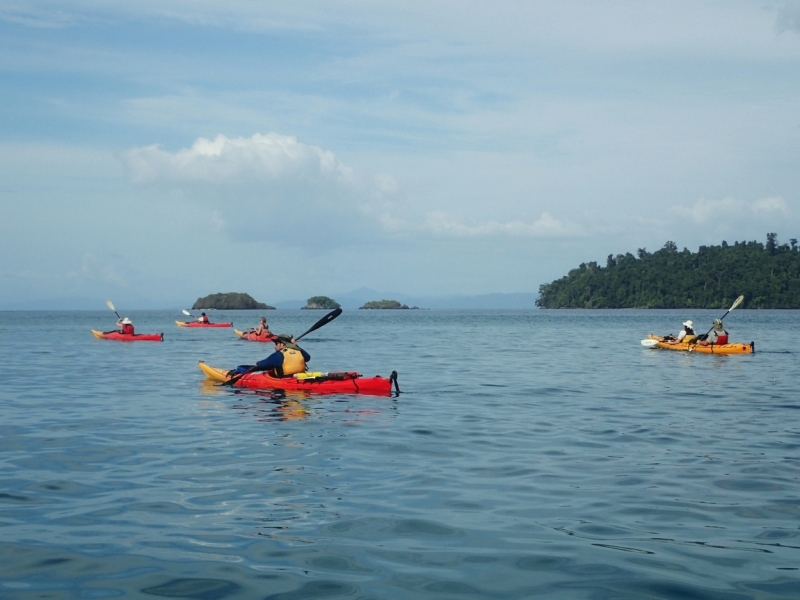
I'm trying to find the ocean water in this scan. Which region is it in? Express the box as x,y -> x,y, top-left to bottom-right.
0,308 -> 799,599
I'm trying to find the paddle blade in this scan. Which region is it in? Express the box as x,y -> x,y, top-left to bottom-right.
182,309 -> 192,316
641,339 -> 659,347
106,299 -> 115,311
729,295 -> 744,311
296,308 -> 343,341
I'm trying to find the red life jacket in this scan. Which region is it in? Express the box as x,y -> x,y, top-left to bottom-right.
199,316 -> 210,324
715,333 -> 728,344
122,323 -> 134,335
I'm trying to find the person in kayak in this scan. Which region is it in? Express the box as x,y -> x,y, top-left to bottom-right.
665,320 -> 696,344
250,317 -> 272,338
244,334 -> 310,377
116,317 -> 134,335
698,319 -> 729,345
197,312 -> 210,324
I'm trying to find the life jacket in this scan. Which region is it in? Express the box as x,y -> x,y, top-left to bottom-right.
278,347 -> 307,376
199,316 -> 209,324
122,323 -> 134,335
682,335 -> 696,344
710,331 -> 729,344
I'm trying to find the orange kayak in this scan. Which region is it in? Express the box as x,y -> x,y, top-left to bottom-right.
647,334 -> 754,354
92,330 -> 163,342
234,329 -> 277,342
199,362 -> 398,396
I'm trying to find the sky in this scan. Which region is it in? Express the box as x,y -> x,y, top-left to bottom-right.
1,1 -> 799,308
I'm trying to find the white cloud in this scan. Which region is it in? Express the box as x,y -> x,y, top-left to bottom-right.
422,210 -> 582,238
669,195 -> 791,224
123,133 -> 380,246
751,196 -> 789,215
670,197 -> 746,223
124,133 -> 354,186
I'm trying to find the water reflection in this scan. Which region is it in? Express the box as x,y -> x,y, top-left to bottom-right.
233,389 -> 312,422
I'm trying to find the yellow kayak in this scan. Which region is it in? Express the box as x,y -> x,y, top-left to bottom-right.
647,334 -> 754,354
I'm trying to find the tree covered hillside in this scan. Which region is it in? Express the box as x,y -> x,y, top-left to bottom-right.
536,234 -> 800,309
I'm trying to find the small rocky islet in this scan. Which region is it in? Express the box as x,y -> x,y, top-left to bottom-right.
359,299 -> 417,309
302,296 -> 341,309
192,292 -> 274,310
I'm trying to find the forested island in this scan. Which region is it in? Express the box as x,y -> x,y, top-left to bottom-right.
302,296 -> 341,309
360,300 -> 411,309
192,293 -> 274,310
536,234 -> 800,309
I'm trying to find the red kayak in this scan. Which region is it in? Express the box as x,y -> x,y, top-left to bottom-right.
92,329 -> 163,342
199,362 -> 398,396
234,329 -> 277,342
175,321 -> 232,328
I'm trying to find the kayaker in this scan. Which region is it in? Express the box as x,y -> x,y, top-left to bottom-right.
666,320 -> 696,344
251,317 -> 272,338
197,312 -> 210,324
116,317 -> 134,335
700,319 -> 729,345
251,334 -> 310,377
678,320 -> 696,342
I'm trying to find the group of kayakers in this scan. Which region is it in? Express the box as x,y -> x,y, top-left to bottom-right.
115,311 -> 212,334
113,313 -> 308,376
666,318 -> 729,346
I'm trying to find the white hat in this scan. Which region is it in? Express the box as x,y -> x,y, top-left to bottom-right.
121,317 -> 132,324
683,320 -> 693,328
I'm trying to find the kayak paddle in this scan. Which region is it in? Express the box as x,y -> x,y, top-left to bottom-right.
182,309 -> 193,317
295,307 -> 342,341
106,299 -> 121,319
221,308 -> 343,387
641,339 -> 659,347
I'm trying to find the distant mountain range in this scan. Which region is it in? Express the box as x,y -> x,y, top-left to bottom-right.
1,289 -> 537,310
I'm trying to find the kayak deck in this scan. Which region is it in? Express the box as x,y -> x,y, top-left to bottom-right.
647,334 -> 754,354
199,361 -> 397,396
92,329 -> 163,341
176,321 -> 232,328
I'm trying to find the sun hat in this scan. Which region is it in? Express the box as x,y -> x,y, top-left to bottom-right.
683,320 -> 693,328
121,317 -> 132,325
712,318 -> 724,330
274,334 -> 300,350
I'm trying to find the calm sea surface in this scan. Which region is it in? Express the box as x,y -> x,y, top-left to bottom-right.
1,309 -> 799,599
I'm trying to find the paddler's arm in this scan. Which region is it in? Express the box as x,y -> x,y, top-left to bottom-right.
254,351 -> 283,371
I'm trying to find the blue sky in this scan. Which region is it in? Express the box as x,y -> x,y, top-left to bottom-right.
1,1 -> 799,308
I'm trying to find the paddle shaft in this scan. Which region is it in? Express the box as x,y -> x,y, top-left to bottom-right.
221,308 -> 342,387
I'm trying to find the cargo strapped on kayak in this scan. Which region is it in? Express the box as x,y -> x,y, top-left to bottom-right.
293,371 -> 360,382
